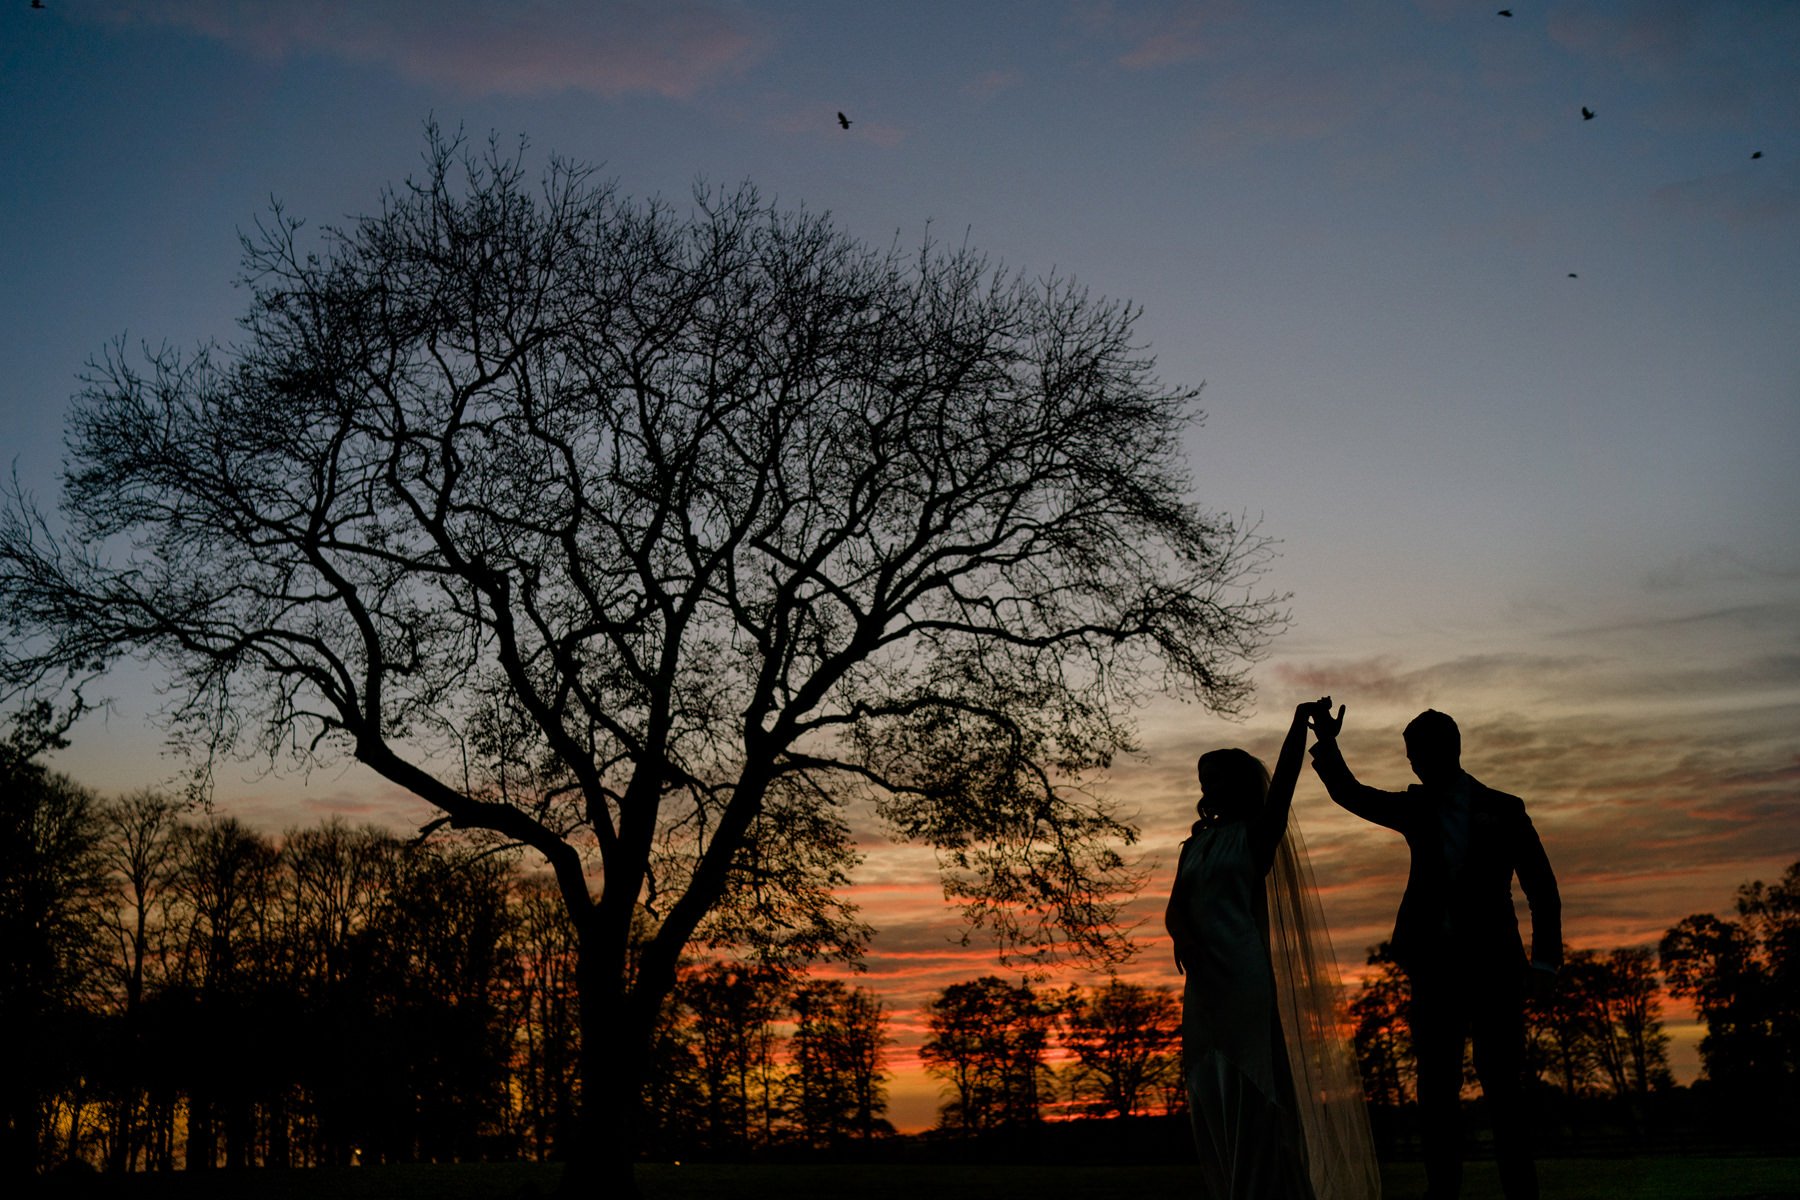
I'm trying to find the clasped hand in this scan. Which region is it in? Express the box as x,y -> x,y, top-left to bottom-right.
1298,696 -> 1345,740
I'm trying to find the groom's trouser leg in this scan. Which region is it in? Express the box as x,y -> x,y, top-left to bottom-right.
1472,973 -> 1537,1200
1408,969 -> 1467,1200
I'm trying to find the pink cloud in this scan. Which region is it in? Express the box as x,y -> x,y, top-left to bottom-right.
1075,0 -> 1247,69
85,0 -> 768,99
1652,169 -> 1800,229
962,69 -> 1023,99
1548,1 -> 1700,74
1547,1 -> 1800,129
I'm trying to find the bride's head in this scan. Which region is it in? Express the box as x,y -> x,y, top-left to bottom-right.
1196,748 -> 1270,822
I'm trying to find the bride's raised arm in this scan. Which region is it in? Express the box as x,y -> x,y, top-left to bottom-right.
1253,701 -> 1315,873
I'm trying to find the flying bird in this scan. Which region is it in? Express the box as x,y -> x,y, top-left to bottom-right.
32,0 -> 46,9
1568,273 -> 1578,278
1752,150 -> 1763,159
1498,9 -> 1512,15
837,111 -> 851,130
1581,106 -> 1595,120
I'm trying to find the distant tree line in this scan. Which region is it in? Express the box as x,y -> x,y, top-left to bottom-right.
1349,860 -> 1800,1150
645,962 -> 894,1158
915,861 -> 1800,1153
1350,941 -> 1672,1149
918,976 -> 1184,1131
0,709 -> 891,1176
915,948 -> 1676,1141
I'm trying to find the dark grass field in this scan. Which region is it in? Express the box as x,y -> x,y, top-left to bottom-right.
29,1157 -> 1800,1199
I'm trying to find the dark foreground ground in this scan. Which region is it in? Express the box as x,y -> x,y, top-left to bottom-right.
26,1157 -> 1800,1200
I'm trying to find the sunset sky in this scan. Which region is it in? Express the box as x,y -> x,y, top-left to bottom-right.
3,1 -> 1797,1132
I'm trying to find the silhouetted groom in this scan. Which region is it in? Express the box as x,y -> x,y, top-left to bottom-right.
1308,704 -> 1559,1200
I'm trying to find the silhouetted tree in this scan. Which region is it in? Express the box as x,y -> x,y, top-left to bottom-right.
1060,978 -> 1180,1118
1515,944 -> 1674,1143
1349,944 -> 1414,1109
282,819 -> 394,1167
1662,861 -> 1800,1136
508,873 -> 582,1160
1736,866 -> 1800,1084
1527,950 -> 1596,1101
921,976 -> 1059,1132
785,979 -> 892,1145
1662,917 -> 1762,1082
167,816 -> 284,1169
92,789 -> 181,1172
639,984 -> 702,1160
7,788 -> 661,1172
678,960 -> 787,1152
371,843 -> 521,1163
837,984 -> 892,1141
1582,947 -> 1671,1105
0,129 -> 1279,1195
0,701 -> 108,1177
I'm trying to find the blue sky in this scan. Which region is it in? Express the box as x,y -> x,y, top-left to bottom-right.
4,1 -> 1797,1126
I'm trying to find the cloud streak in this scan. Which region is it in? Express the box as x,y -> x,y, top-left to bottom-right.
85,0 -> 768,99
1547,0 -> 1800,126
1652,168 -> 1800,229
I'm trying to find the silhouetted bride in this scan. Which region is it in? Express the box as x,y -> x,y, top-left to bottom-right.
1165,698 -> 1379,1200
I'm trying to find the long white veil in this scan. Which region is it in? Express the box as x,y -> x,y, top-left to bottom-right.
1268,813 -> 1382,1200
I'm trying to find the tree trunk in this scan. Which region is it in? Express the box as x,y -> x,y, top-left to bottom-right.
555,921 -> 663,1200
558,1075 -> 641,1198
107,1090 -> 134,1173
186,1093 -> 215,1170
267,1089 -> 290,1168
2,1085 -> 37,1178
557,989 -> 650,1199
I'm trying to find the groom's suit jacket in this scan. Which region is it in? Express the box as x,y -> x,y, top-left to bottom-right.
1309,740 -> 1561,976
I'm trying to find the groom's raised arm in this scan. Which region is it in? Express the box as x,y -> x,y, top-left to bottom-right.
1308,730 -> 1410,832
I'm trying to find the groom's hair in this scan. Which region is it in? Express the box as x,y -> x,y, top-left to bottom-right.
1403,709 -> 1461,760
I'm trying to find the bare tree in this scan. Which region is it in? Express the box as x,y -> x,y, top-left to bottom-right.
508,874 -> 581,1161
1581,947 -> 1671,1105
0,702 -> 109,1176
167,817 -> 284,1169
281,819 -> 395,1166
1348,944 -> 1413,1110
1060,977 -> 1180,1118
1617,951 -> 1674,1100
94,789 -> 181,1171
1662,863 -> 1800,1134
366,843 -> 521,1164
0,130 -> 1279,1194
786,978 -> 892,1145
920,976 -> 1059,1132
839,984 -> 892,1141
678,959 -> 787,1152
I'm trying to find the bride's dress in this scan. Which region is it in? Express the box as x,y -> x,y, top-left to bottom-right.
1174,813 -> 1379,1200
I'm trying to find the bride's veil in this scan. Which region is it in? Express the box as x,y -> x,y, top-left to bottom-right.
1269,812 -> 1382,1200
